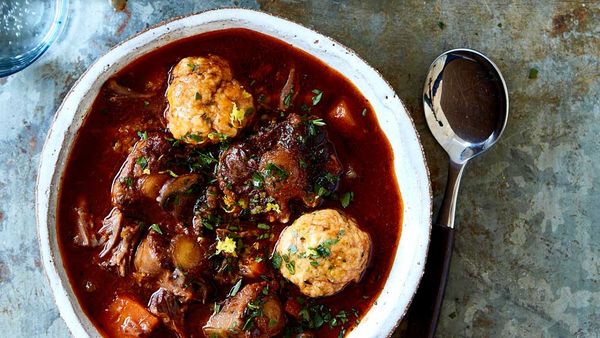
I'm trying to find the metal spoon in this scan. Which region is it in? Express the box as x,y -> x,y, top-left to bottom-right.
404,48 -> 508,337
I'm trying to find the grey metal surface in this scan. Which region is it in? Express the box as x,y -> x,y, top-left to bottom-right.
0,0 -> 597,337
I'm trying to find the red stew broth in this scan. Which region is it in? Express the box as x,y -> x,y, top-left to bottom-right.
58,28 -> 402,338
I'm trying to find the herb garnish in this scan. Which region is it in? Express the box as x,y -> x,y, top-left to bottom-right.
137,130 -> 148,140
283,86 -> 294,108
136,156 -> 148,169
313,172 -> 339,197
307,118 -> 326,136
195,92 -> 202,100
528,68 -> 539,79
285,259 -> 295,275
311,89 -> 323,106
252,172 -> 264,188
340,191 -> 354,208
122,177 -> 133,188
264,163 -> 288,180
228,279 -> 243,297
213,302 -> 221,315
149,223 -> 163,234
185,133 -> 204,143
201,214 -> 222,230
271,252 -> 282,269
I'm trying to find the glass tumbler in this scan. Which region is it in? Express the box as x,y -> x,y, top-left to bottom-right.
0,0 -> 68,77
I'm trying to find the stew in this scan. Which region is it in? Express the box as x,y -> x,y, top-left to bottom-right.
57,28 -> 402,338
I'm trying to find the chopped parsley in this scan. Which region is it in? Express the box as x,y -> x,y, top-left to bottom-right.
213,302 -> 221,315
315,238 -> 339,258
252,172 -> 264,188
257,223 -> 270,230
187,63 -> 198,72
184,133 -> 204,143
438,21 -> 446,30
313,172 -> 339,197
528,67 -> 539,79
311,89 -> 323,106
242,295 -> 267,331
340,191 -> 354,208
201,214 -> 221,230
187,149 -> 217,172
256,233 -> 271,240
300,103 -> 311,112
285,259 -> 295,275
310,118 -> 326,126
135,156 -> 148,169
195,92 -> 202,100
137,130 -> 148,140
149,223 -> 163,235
283,86 -> 294,108
228,279 -> 243,297
296,302 -> 352,333
271,252 -> 282,269
122,177 -> 133,188
208,132 -> 228,141
307,118 -> 326,136
264,163 -> 288,180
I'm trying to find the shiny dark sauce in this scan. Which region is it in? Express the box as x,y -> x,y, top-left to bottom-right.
58,29 -> 402,338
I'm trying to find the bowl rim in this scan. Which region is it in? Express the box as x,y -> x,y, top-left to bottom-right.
36,8 -> 432,338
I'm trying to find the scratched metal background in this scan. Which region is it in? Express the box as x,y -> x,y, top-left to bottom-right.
0,0 -> 598,337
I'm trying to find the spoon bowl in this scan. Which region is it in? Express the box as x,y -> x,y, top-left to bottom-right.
424,49 -> 509,164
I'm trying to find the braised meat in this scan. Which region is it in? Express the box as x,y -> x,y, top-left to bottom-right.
73,196 -> 98,247
148,288 -> 188,337
98,208 -> 142,277
111,133 -> 172,213
204,282 -> 285,338
217,113 -> 342,223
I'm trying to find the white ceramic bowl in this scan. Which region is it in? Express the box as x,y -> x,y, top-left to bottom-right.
36,8 -> 431,338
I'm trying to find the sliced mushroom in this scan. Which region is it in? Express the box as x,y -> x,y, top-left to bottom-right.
134,231 -> 170,277
157,173 -> 203,223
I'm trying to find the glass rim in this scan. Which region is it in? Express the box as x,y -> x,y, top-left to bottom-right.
0,0 -> 69,78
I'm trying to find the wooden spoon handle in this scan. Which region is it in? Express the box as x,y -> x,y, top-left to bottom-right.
403,224 -> 455,337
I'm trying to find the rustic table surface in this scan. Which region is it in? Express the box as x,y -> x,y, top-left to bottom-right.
0,0 -> 598,336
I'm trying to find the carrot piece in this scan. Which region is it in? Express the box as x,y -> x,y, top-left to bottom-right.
104,294 -> 160,337
284,297 -> 302,320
